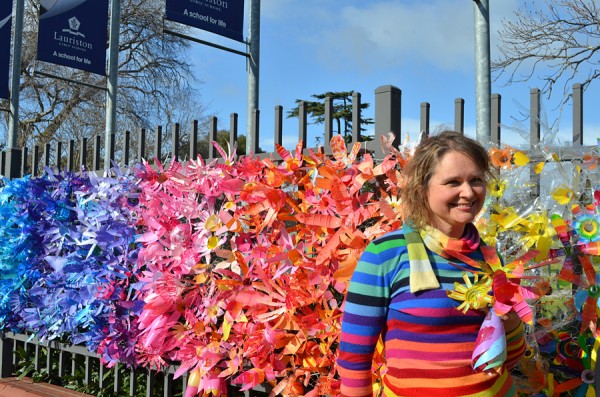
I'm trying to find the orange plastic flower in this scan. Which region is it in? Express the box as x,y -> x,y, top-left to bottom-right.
490,147 -> 513,168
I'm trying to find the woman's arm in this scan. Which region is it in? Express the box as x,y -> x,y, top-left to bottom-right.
337,239 -> 394,397
502,311 -> 526,369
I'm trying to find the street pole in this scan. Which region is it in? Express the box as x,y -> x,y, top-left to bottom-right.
105,0 -> 120,173
6,0 -> 24,178
246,0 -> 260,155
473,0 -> 491,144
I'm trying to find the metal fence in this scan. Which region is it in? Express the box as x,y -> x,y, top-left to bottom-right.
1,83 -> 588,179
0,83 -> 593,396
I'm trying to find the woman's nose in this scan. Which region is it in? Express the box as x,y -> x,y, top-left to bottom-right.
460,183 -> 475,198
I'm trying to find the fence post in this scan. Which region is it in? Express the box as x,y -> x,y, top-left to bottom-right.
80,138 -> 88,172
67,140 -> 75,172
138,128 -> 146,163
56,141 -> 63,171
324,96 -> 333,153
572,83 -> 583,145
420,102 -> 430,136
0,335 -> 14,377
530,88 -> 541,198
374,85 -> 402,160
298,101 -> 307,150
230,113 -> 238,155
274,106 -> 283,148
21,146 -> 28,177
32,145 -> 40,177
491,94 -> 501,146
352,91 -> 361,143
454,98 -> 464,135
93,135 -> 101,172
123,130 -> 131,166
189,121 -> 198,161
209,117 -> 218,160
44,143 -> 51,169
251,109 -> 260,154
171,123 -> 180,162
4,149 -> 22,179
154,126 -> 163,163
109,133 -> 116,168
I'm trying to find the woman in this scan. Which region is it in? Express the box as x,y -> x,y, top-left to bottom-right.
337,131 -> 525,396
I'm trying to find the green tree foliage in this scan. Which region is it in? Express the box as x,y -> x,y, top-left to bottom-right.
287,91 -> 373,144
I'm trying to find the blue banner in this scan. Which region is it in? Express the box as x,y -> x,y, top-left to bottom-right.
165,0 -> 245,42
0,0 -> 12,99
37,0 -> 109,75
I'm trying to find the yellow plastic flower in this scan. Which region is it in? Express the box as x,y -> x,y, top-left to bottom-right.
475,217 -> 498,247
551,185 -> 575,205
447,273 -> 494,313
519,212 -> 556,261
534,162 -> 545,174
490,204 -> 523,230
512,151 -> 530,167
488,179 -> 507,198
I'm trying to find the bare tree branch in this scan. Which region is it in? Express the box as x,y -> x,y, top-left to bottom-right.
493,0 -> 600,104
2,0 -> 208,150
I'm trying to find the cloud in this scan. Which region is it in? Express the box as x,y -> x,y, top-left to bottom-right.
273,0 -> 520,73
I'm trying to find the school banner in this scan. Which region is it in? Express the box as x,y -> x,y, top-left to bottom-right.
37,0 -> 109,75
165,0 -> 245,42
0,0 -> 12,99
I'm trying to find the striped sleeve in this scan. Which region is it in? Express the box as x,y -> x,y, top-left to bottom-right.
505,322 -> 526,369
337,233 -> 406,397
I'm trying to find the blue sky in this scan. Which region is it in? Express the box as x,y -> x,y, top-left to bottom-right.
187,0 -> 600,152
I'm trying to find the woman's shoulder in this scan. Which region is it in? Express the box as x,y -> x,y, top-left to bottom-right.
368,227 -> 409,249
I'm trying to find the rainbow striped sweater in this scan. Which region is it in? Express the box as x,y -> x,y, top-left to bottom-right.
337,228 -> 526,397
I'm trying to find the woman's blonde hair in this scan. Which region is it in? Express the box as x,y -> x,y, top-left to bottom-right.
400,131 -> 492,229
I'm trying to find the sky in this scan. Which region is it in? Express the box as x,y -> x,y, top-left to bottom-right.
184,0 -> 600,153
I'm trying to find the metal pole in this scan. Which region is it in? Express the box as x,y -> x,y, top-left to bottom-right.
473,0 -> 491,143
246,0 -> 260,155
105,0 -> 120,173
5,0 -> 24,178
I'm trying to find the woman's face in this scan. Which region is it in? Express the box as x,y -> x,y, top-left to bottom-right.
426,151 -> 486,238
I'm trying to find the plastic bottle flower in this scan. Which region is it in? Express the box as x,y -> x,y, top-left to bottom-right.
551,185 -> 576,205
447,273 -> 493,313
488,178 -> 507,198
490,147 -> 513,169
489,146 -> 530,169
572,204 -> 600,244
447,247 -> 541,372
519,211 -> 556,261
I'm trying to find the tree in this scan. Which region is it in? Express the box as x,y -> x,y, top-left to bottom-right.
0,0 -> 208,154
287,91 -> 374,144
492,0 -> 600,103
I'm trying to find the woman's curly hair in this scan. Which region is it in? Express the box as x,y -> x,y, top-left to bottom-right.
400,131 -> 493,230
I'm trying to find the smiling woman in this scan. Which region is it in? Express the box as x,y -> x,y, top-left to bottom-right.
425,150 -> 487,238
337,131 -> 526,397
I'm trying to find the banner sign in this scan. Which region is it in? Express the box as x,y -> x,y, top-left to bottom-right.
37,0 -> 109,75
165,0 -> 245,42
0,0 -> 12,99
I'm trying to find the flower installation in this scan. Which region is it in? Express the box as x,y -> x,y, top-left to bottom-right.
0,134 -> 600,396
478,139 -> 600,397
0,167 -> 142,366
